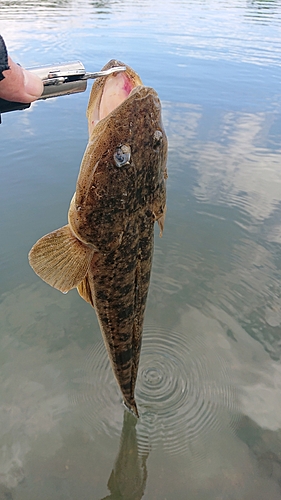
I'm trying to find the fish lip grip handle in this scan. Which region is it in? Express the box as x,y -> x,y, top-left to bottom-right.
36,61 -> 88,99
0,61 -> 87,121
0,61 -> 126,122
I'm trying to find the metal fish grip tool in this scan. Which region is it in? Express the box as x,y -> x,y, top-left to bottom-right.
0,61 -> 126,120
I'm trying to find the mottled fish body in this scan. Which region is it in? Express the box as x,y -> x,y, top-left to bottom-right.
29,60 -> 168,417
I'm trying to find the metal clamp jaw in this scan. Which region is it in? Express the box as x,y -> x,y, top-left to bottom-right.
0,61 -> 126,121
35,61 -> 88,99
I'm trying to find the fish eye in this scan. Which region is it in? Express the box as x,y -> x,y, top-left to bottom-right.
114,144 -> 131,167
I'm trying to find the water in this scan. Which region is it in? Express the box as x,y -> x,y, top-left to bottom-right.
1,0 -> 281,498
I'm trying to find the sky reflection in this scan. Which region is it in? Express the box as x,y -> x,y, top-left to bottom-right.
1,0 -> 281,498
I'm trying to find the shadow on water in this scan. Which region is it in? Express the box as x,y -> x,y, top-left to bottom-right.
101,411 -> 149,500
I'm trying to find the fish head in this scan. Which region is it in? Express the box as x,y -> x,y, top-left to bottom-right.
68,60 -> 168,252
87,59 -> 143,137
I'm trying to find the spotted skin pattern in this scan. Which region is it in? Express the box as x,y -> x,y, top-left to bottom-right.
29,60 -> 168,417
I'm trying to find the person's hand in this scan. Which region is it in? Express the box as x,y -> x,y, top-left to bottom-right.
0,56 -> 43,103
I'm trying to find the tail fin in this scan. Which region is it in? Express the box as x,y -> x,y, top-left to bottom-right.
123,398 -> 139,418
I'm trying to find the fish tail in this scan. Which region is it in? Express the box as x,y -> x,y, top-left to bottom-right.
123,398 -> 139,418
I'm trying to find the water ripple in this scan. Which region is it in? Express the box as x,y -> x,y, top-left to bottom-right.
135,327 -> 239,456
69,341 -> 124,437
70,325 -> 239,456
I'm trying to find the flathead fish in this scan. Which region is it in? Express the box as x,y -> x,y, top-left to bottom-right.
29,60 -> 168,417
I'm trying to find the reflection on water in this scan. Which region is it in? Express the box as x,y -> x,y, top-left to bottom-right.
2,283 -> 281,498
193,110 -> 281,221
154,100 -> 281,368
136,325 -> 239,457
246,0 -> 280,23
1,0 -> 281,498
164,101 -> 281,221
70,324 -> 239,457
101,411 -> 149,500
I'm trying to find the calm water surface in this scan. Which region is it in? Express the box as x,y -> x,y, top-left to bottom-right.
1,1 -> 281,498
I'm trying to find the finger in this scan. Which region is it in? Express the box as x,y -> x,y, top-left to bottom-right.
0,56 -> 43,103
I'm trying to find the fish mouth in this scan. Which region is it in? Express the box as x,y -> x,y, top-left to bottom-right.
87,61 -> 142,136
99,71 -> 135,121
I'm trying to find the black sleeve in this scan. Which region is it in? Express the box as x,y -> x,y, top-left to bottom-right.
0,35 -> 10,81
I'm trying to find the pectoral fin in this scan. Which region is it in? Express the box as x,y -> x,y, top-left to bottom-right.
156,205 -> 166,238
28,224 -> 95,293
77,274 -> 95,307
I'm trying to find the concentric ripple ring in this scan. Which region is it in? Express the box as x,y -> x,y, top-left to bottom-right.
69,325 -> 240,455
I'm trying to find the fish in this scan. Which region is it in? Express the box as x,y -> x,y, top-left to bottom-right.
28,59 -> 168,417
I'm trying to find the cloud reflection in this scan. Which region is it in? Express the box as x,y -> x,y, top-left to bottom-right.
164,102 -> 281,222
1,279 -> 281,498
0,283 -> 84,489
194,111 -> 281,221
156,101 -> 281,364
